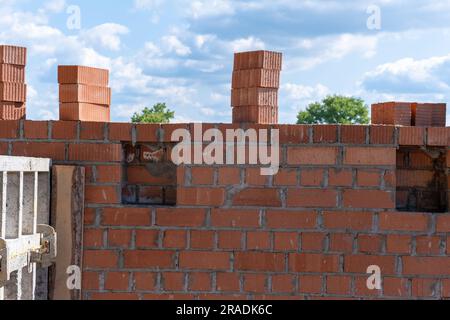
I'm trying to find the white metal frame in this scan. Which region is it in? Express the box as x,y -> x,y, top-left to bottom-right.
0,156 -> 53,300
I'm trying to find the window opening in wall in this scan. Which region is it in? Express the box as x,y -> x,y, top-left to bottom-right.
122,143 -> 177,206
396,147 -> 448,213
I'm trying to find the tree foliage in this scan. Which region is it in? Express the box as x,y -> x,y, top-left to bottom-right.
131,103 -> 175,124
297,95 -> 369,125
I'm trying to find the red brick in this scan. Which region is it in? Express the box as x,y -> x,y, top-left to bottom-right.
383,277 -> 410,297
52,121 -> 78,140
84,207 -> 96,225
135,230 -> 159,249
191,167 -> 215,185
190,230 -> 215,249
24,121 -> 48,139
162,272 -> 185,291
109,123 -> 132,141
287,147 -> 338,165
443,279 -> 450,298
370,126 -> 395,145
136,124 -> 159,142
357,170 -> 380,187
397,169 -> 434,188
323,211 -> 373,231
79,122 -> 105,140
0,142 -> 8,155
287,189 -> 337,208
411,278 -> 439,297
0,64 -> 25,82
216,273 -> 240,292
300,169 -> 324,186
343,190 -> 395,209
289,253 -> 340,273
105,272 -> 129,291
218,231 -> 242,250
12,142 -> 65,160
134,272 -> 157,291
0,83 -> 26,102
124,250 -> 174,269
247,232 -> 271,250
274,232 -> 298,251
427,127 -> 449,146
217,167 -> 241,185
313,125 -> 338,143
84,228 -> 103,248
276,125 -> 309,144
231,87 -> 278,107
0,45 -> 27,65
189,273 -> 212,291
69,143 -> 122,162
178,188 -> 225,206
243,274 -> 268,293
108,229 -> 132,248
180,252 -> 230,270
326,276 -> 351,295
341,126 -> 367,144
271,274 -> 295,293
372,102 -> 412,126
0,120 -> 19,138
245,167 -> 269,185
301,232 -> 326,251
95,165 -> 122,183
102,208 -> 151,226
85,186 -> 119,204
233,188 -> 281,207
58,65 -> 109,86
211,209 -> 260,228
59,84 -> 111,105
386,235 -> 411,254
163,230 -> 187,249
354,276 -> 381,297
234,50 -> 282,70
344,255 -> 396,274
232,68 -> 280,88
357,234 -> 383,253
82,271 -> 100,290
403,257 -> 450,276
328,169 -> 353,187
437,215 -> 450,232
329,233 -> 354,253
156,208 -> 206,227
126,166 -> 173,185
266,211 -> 317,229
379,212 -> 429,232
90,293 -> 139,300
84,250 -> 118,268
399,127 -> 425,146
416,236 -> 442,255
235,252 -> 285,272
273,168 -> 298,186
344,147 -> 396,166
299,275 -> 322,294
59,103 -> 110,122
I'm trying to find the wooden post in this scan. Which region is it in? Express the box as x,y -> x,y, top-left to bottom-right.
49,166 -> 85,300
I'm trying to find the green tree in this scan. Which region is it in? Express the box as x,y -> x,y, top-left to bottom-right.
297,95 -> 369,125
131,103 -> 175,124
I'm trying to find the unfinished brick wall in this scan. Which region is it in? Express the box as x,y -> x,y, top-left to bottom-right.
0,120 -> 449,300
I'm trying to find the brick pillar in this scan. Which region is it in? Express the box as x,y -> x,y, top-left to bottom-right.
58,65 -> 111,122
231,50 -> 282,124
0,45 -> 27,120
372,102 -> 446,127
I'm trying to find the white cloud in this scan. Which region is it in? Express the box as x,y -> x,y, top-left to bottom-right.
134,0 -> 163,10
43,0 -> 66,13
81,23 -> 129,52
362,54 -> 450,93
162,35 -> 192,56
230,37 -> 265,52
189,0 -> 235,19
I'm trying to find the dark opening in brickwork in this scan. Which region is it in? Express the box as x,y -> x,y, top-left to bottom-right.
396,147 -> 448,213
122,143 -> 177,206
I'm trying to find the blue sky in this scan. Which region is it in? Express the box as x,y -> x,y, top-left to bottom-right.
1,0 -> 450,124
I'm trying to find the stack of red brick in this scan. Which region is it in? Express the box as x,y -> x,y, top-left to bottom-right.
58,65 -> 111,122
231,51 -> 282,124
0,45 -> 27,120
372,102 -> 446,127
